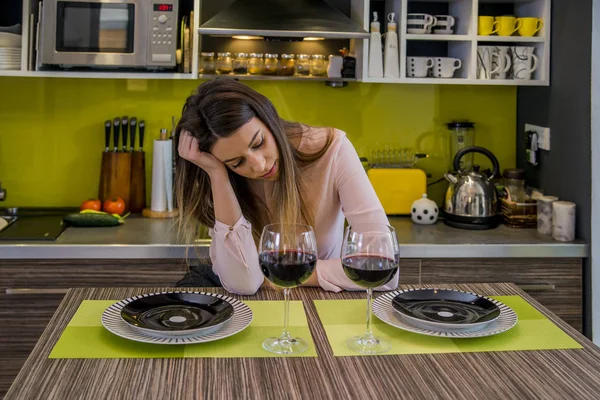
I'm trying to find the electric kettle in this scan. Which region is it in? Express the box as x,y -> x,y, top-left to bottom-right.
444,146 -> 501,230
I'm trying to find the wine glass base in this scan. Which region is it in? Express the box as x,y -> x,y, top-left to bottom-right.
346,335 -> 391,355
263,336 -> 308,355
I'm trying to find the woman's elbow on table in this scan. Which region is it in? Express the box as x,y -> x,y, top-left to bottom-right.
220,274 -> 264,296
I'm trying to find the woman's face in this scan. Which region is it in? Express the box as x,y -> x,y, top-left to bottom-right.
211,117 -> 280,181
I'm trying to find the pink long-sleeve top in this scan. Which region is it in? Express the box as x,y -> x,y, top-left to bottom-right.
208,127 -> 398,295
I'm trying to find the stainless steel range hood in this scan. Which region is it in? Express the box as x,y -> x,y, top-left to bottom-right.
198,0 -> 369,40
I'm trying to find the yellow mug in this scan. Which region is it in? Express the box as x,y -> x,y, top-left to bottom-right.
478,16 -> 499,36
496,16 -> 522,36
518,17 -> 544,36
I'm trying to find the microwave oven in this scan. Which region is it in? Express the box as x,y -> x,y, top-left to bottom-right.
39,0 -> 178,69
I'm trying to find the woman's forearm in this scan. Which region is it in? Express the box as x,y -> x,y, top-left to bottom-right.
210,171 -> 242,227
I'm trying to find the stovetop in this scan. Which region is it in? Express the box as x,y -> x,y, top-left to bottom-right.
0,208 -> 74,241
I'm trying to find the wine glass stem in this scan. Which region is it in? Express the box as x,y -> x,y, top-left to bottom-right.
281,287 -> 292,340
365,288 -> 373,337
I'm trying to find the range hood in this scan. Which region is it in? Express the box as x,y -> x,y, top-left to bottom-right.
198,0 -> 369,40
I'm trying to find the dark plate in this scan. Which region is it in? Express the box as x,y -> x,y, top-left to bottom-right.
391,288 -> 501,330
120,292 -> 234,337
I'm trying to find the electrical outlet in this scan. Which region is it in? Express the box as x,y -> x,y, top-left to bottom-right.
525,124 -> 551,151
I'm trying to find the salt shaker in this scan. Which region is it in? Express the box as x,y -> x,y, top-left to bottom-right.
537,196 -> 558,235
552,201 -> 576,242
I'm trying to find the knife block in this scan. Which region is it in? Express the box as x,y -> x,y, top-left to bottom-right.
130,150 -> 146,213
99,152 -> 131,212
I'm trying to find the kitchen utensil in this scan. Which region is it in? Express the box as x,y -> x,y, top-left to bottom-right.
432,15 -> 455,34
537,196 -> 559,235
478,16 -> 499,36
407,57 -> 434,78
518,17 -> 544,37
552,201 -> 576,242
477,46 -> 502,80
373,289 -> 517,338
367,168 -> 427,215
102,291 -> 253,345
143,128 -> 178,219
447,121 -> 476,171
120,292 -> 234,338
444,146 -> 501,230
391,288 -> 501,332
98,120 -> 111,202
410,194 -> 439,225
112,118 -> 120,152
491,46 -> 512,79
407,14 -> 436,34
121,116 -> 129,152
432,57 -> 462,78
130,118 -> 147,213
496,16 -> 522,37
99,117 -> 131,210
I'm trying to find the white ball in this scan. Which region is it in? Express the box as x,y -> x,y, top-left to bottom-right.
411,194 -> 439,225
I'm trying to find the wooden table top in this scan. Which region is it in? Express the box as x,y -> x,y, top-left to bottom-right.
6,283 -> 600,400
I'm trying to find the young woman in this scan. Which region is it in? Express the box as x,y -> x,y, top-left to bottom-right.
175,79 -> 398,295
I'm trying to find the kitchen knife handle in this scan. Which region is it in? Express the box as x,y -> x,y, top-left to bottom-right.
130,118 -> 137,152
139,120 -> 145,151
113,118 -> 120,152
121,116 -> 129,151
104,120 -> 111,152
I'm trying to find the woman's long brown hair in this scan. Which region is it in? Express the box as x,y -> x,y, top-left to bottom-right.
174,79 -> 331,248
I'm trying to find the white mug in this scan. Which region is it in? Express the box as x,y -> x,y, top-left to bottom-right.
491,46 -> 512,79
511,46 -> 539,80
433,15 -> 455,29
477,46 -> 501,80
432,57 -> 462,78
407,57 -> 434,78
407,13 -> 437,34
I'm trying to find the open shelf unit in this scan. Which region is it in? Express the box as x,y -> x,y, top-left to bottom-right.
358,0 -> 550,85
1,0 -> 549,86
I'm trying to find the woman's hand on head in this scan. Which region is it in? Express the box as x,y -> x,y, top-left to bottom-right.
178,130 -> 227,177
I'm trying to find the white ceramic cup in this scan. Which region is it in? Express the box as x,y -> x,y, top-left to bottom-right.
491,46 -> 512,79
433,15 -> 455,29
511,46 -> 539,80
407,14 -> 437,34
432,57 -> 462,78
477,46 -> 501,80
407,57 -> 435,78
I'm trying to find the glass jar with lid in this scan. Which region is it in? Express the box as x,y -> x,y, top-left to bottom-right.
263,53 -> 279,75
503,168 -> 526,203
199,52 -> 216,75
216,52 -> 233,75
233,53 -> 249,74
310,54 -> 328,76
248,53 -> 264,75
446,121 -> 476,171
279,54 -> 295,76
295,54 -> 310,76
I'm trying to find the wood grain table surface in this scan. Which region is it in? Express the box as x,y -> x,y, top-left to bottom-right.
5,283 -> 600,400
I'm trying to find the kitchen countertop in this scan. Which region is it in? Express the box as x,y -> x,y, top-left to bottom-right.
0,217 -> 588,259
5,283 -> 600,400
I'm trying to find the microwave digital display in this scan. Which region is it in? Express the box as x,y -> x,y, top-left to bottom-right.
154,4 -> 173,12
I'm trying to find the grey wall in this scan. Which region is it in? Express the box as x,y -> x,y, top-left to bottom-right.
591,0 -> 600,344
516,0 -> 593,336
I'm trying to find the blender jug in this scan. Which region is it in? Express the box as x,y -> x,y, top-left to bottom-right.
447,121 -> 476,171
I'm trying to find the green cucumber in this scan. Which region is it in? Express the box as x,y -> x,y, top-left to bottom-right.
63,213 -> 122,227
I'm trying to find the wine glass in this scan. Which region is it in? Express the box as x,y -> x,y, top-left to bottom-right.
259,223 -> 317,354
342,223 -> 399,354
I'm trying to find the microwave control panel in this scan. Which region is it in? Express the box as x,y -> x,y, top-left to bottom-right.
148,1 -> 178,66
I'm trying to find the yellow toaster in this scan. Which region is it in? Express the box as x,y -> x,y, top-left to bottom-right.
367,168 -> 427,215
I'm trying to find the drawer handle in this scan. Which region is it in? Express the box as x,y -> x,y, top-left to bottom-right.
515,283 -> 556,292
5,288 -> 69,295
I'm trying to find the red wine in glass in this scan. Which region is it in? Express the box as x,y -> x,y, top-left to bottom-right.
342,255 -> 398,288
260,251 -> 317,288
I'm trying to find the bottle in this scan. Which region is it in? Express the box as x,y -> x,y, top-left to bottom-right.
384,13 -> 400,78
368,12 -> 383,78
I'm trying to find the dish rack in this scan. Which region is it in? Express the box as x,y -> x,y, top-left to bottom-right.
500,197 -> 538,229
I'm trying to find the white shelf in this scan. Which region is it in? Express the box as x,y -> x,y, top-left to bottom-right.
198,74 -> 356,82
406,34 -> 473,41
0,70 -> 193,79
361,77 -> 548,85
477,35 -> 545,43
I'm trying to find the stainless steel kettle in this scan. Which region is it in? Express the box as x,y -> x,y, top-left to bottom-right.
444,146 -> 501,230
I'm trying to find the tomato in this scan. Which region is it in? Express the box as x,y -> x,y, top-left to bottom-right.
80,198 -> 102,212
103,197 -> 126,215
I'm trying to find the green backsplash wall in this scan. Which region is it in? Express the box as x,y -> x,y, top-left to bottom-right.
0,77 -> 516,207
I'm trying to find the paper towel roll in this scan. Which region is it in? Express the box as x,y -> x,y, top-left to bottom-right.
151,139 -> 173,212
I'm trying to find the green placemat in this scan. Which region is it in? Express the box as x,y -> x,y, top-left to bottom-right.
49,300 -> 317,359
314,296 -> 582,357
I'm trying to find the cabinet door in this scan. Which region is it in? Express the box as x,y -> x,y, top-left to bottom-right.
420,258 -> 582,331
399,259 -> 420,285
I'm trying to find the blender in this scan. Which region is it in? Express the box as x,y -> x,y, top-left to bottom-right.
447,121 -> 476,171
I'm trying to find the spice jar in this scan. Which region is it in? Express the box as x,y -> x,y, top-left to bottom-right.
233,53 -> 249,74
264,53 -> 279,75
310,54 -> 328,76
295,54 -> 310,76
199,52 -> 216,75
503,168 -> 526,203
248,53 -> 264,75
216,52 -> 233,75
279,54 -> 295,76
